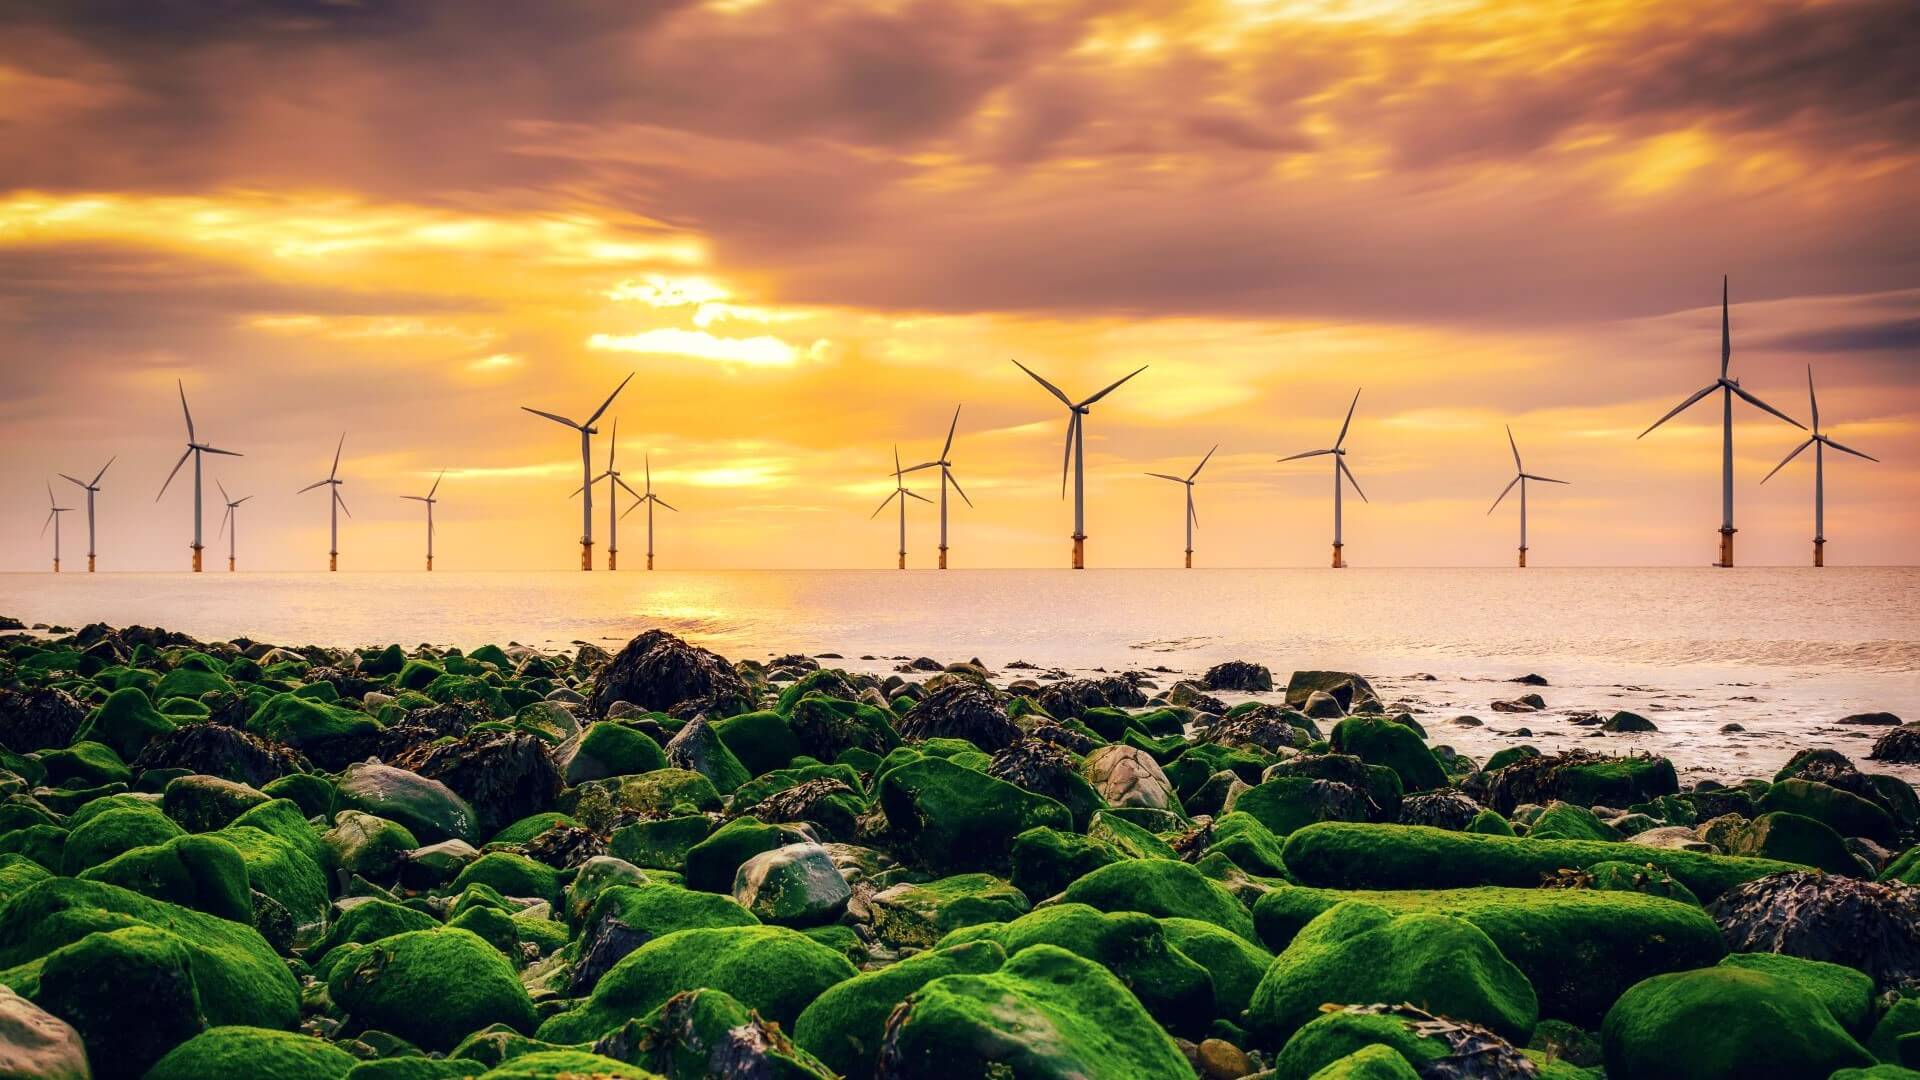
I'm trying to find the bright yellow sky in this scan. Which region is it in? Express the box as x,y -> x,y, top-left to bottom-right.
1,0 -> 1915,569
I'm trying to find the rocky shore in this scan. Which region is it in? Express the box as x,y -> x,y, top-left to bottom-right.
2,621 -> 1918,1079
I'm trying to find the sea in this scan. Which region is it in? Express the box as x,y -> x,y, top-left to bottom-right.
4,567 -> 1917,784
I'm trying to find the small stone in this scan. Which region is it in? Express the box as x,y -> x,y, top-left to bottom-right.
1196,1038 -> 1252,1079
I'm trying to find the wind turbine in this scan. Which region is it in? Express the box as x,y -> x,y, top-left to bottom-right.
620,454 -> 678,570
217,481 -> 252,573
297,434 -> 351,571
1280,389 -> 1368,568
1488,426 -> 1569,568
1145,445 -> 1216,568
41,483 -> 71,573
901,406 -> 973,569
156,380 -> 241,572
1761,366 -> 1879,567
1011,360 -> 1148,568
871,446 -> 931,569
574,419 -> 641,570
400,471 -> 445,571
1639,276 -> 1804,567
521,372 -> 634,570
58,457 -> 113,572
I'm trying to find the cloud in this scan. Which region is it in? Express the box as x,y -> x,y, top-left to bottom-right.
1767,317 -> 1920,355
586,328 -> 814,367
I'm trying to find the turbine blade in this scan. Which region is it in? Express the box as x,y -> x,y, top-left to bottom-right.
92,456 -> 115,486
200,446 -> 241,457
1488,475 -> 1519,514
1335,388 -> 1361,449
1522,474 -> 1571,485
334,491 -> 351,518
894,444 -> 901,478
400,495 -> 426,502
1278,448 -> 1333,462
1011,358 -> 1073,407
1760,438 -> 1813,484
645,454 -> 652,490
235,495 -> 253,505
219,506 -> 231,539
521,406 -> 580,429
654,498 -> 678,512
1189,443 -> 1218,481
941,404 -> 960,460
428,470 -> 444,498
177,379 -> 195,442
1078,364 -> 1148,406
1823,437 -> 1878,462
1638,383 -> 1717,438
58,473 -> 85,488
1721,275 -> 1730,380
906,490 -> 933,504
156,447 -> 193,500
297,479 -> 329,494
615,475 -> 641,498
870,490 -> 901,519
586,372 -> 635,427
621,499 -> 642,520
1060,413 -> 1077,498
1188,495 -> 1199,529
217,479 -> 230,502
330,433 -> 345,480
947,468 -> 973,508
1339,457 -> 1369,503
41,510 -> 53,537
1144,472 -> 1186,483
1807,364 -> 1819,434
1507,424 -> 1522,471
1730,384 -> 1805,429
901,462 -> 939,474
569,482 -> 586,498
606,417 -> 619,471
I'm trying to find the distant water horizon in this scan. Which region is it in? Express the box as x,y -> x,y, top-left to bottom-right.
6,567 -> 1916,781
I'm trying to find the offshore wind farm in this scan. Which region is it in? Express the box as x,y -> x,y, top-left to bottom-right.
0,4 -> 1917,1078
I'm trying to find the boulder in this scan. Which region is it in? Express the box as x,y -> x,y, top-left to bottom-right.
1080,744 -> 1178,811
327,927 -> 536,1051
786,697 -> 901,762
556,722 -> 668,784
1273,1004 -> 1543,1080
1601,965 -> 1873,1079
868,874 -> 1031,950
1870,726 -> 1920,763
589,988 -> 833,1078
587,630 -> 752,719
0,687 -> 87,753
898,683 -> 1019,751
1057,858 -> 1257,943
0,984 -> 88,1080
74,687 -> 175,761
1284,671 -> 1377,711
732,843 -> 850,926
1603,711 -> 1657,733
1709,871 -> 1920,990
392,731 -> 561,838
1229,777 -> 1371,837
244,693 -> 383,770
1036,676 -> 1148,720
878,757 -> 1073,873
1721,811 -> 1861,876
146,1026 -> 356,1080
1202,661 -> 1273,693
322,811 -> 420,880
1484,751 -> 1679,814
1329,717 -> 1446,792
794,940 -> 1006,1079
1396,790 -> 1483,830
334,762 -> 478,844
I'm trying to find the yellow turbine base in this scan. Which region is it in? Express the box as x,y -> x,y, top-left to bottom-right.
1331,542 -> 1345,569
1518,547 -> 1527,568
1814,539 -> 1825,568
609,549 -> 618,571
1717,528 -> 1735,568
647,554 -> 654,570
329,553 -> 337,572
1072,536 -> 1085,570
192,547 -> 203,573
581,542 -> 593,571
938,547 -> 948,570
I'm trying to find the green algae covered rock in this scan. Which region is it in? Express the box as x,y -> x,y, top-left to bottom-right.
1057,858 -> 1257,942
793,940 -> 1006,1079
146,1025 -> 356,1080
246,693 -> 382,767
323,810 -> 420,879
74,687 -> 175,761
450,851 -> 560,903
611,768 -> 724,818
732,842 -> 850,926
31,925 -> 205,1078
1205,811 -> 1293,877
1008,827 -> 1126,900
539,925 -> 856,1042
558,722 -> 668,784
37,740 -> 131,788
1273,1005 -> 1579,1080
210,821 -> 329,930
1722,810 -> 1862,875
1282,821 -> 1799,901
336,762 -> 478,844
327,927 -> 536,1051
1230,776 -> 1373,837
1329,716 -> 1446,792
876,943 -> 1190,1079
710,709 -> 802,776
1527,801 -> 1618,842
878,756 -> 1073,874
682,816 -> 812,893
579,882 -> 760,947
476,1050 -> 655,1079
868,873 -> 1031,949
1306,1043 -> 1423,1079
1761,778 -> 1897,846
1718,951 -> 1875,1035
608,814 -> 711,872
597,987 -> 833,1079
76,833 -> 253,923
160,774 -> 270,833
262,772 -> 335,818
1247,901 -> 1537,1047
1158,915 -> 1273,1019
1249,883 -> 1723,1025
308,898 -> 440,959
1601,965 -> 1874,1079
60,803 -> 184,875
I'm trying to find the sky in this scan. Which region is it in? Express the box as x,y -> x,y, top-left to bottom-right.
1,0 -> 1916,571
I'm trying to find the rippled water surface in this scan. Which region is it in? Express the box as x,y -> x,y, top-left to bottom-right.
5,567 -> 1917,780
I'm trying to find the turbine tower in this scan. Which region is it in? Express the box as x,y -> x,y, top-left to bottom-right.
297,434 -> 351,571
217,481 -> 252,572
902,406 -> 973,569
157,380 -> 241,572
620,454 -> 678,570
400,471 -> 445,571
1011,360 -> 1148,568
871,445 -> 931,569
1145,445 -> 1216,568
1280,389 -> 1368,568
522,372 -> 634,570
41,483 -> 72,573
575,419 -> 641,570
1488,426 -> 1570,568
1761,366 -> 1879,566
58,457 -> 113,572
1639,276 -> 1804,567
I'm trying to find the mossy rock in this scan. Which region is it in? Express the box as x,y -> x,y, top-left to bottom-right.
1601,965 -> 1874,1079
538,925 -> 856,1042
1205,812 -> 1293,878
1247,901 -> 1538,1047
785,696 -> 901,761
868,874 -> 1031,950
1282,821 -> 1800,901
608,815 -> 712,872
147,1025 -> 356,1080
878,757 -> 1073,874
76,833 -> 253,923
1085,810 -> 1177,860
0,854 -> 51,906
1527,801 -> 1619,842
1158,915 -> 1273,1019
29,924 -> 208,1078
323,811 -> 420,880
1250,884 -> 1723,1025
1718,952 -> 1875,1035
612,768 -> 723,818
1008,827 -> 1126,900
336,762 -> 478,845
261,773 -> 335,819
877,943 -> 1190,1078
308,898 -> 441,959
60,804 -> 185,875
1868,998 -> 1920,1063
1582,859 -> 1700,904
1057,858 -> 1257,943
710,710 -> 802,777
793,939 -> 1006,1078
1761,780 -> 1899,847
1329,716 -> 1446,792
37,740 -> 132,788
246,693 -> 383,768
579,882 -> 760,949
1466,808 -> 1516,835
488,812 -> 577,846
683,816 -> 811,893
1231,776 -> 1373,837
327,927 -> 536,1051
557,722 -> 667,784
209,821 -> 330,931
74,687 -> 176,761
450,851 -> 561,903
0,825 -> 66,873
160,773 -> 270,834
1304,1043 -> 1423,1079
1723,811 -> 1861,875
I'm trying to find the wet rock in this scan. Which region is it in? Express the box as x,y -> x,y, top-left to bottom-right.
571,911 -> 652,995
1202,661 -> 1273,693
1080,744 -> 1177,811
1840,711 -> 1901,726
1870,726 -> 1920,763
0,687 -> 87,753
522,823 -> 608,869
588,629 -> 753,720
733,842 -> 851,925
1021,717 -> 1099,755
1301,691 -> 1345,720
1509,673 -> 1550,686
1720,722 -> 1746,733
593,988 -> 833,1078
1036,675 -> 1147,718
1484,750 -> 1678,815
131,723 -> 306,787
1208,705 -> 1303,753
1710,871 -> 1920,990
1398,790 -> 1484,830
393,730 -> 562,837
337,761 -> 479,844
662,717 -> 750,794
1631,825 -> 1718,853
1284,671 -> 1377,712
1165,682 -> 1229,714
1603,711 -> 1657,733
1490,694 -> 1545,713
0,984 -> 89,1080
746,777 -> 865,843
898,683 -> 1019,751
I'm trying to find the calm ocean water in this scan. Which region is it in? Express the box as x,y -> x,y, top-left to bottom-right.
5,567 -> 1917,781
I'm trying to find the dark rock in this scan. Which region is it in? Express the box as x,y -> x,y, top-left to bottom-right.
521,824 -> 607,870
986,739 -> 1089,813
1036,676 -> 1147,719
588,629 -> 753,720
1871,727 -> 1920,763
1709,871 -> 1920,991
1201,661 -> 1273,693
131,723 -> 307,787
1490,695 -> 1545,713
0,687 -> 86,753
1840,712 -> 1901,726
400,702 -> 489,739
1399,790 -> 1485,830
392,731 -> 562,836
303,666 -> 381,702
1283,671 -> 1377,711
1021,718 -> 1098,756
746,778 -> 863,842
1720,723 -> 1746,733
1508,673 -> 1550,686
1484,750 -> 1677,815
898,683 -> 1018,751
1205,706 -> 1302,754
571,912 -> 652,995
1603,711 -> 1658,733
